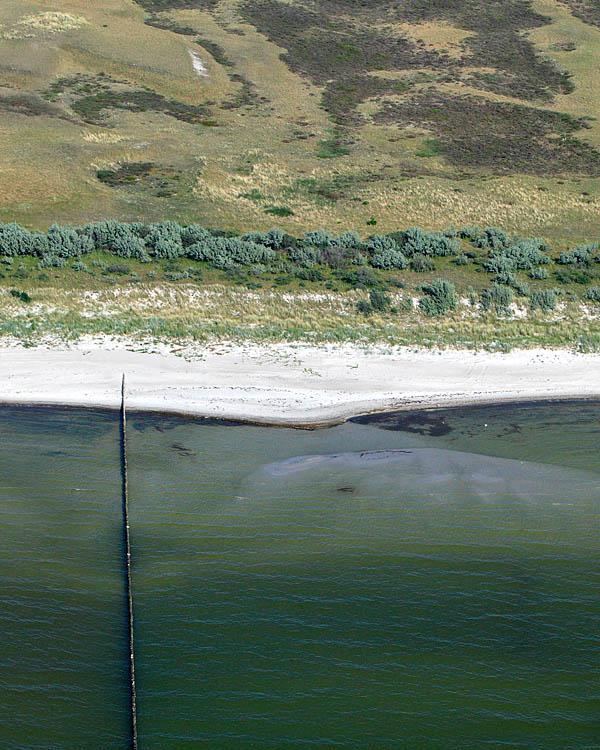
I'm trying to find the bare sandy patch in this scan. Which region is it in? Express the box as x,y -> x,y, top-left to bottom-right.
188,49 -> 209,78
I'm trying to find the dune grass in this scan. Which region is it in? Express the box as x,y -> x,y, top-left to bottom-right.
0,0 -> 600,243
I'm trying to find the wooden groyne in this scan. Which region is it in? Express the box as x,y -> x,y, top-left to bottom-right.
120,375 -> 139,750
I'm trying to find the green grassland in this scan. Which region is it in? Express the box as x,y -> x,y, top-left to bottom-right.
0,0 -> 600,242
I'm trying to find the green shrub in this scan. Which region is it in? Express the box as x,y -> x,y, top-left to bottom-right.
47,224 -> 93,257
557,244 -> 596,265
72,261 -> 89,272
303,230 -> 332,247
480,284 -> 514,315
555,267 -> 593,284
342,268 -> 377,287
242,228 -> 288,249
530,267 -> 548,280
402,227 -> 460,257
500,238 -> 550,268
39,255 -> 66,269
530,289 -> 557,312
369,288 -> 391,312
476,227 -> 509,251
454,254 -> 469,265
145,221 -> 184,259
103,263 -> 130,276
410,254 -> 435,272
84,221 -> 150,260
13,263 -> 28,279
9,289 -> 31,303
288,245 -> 321,268
175,224 -> 207,247
418,279 -> 457,316
0,223 -> 33,256
457,226 -> 480,241
370,247 -> 408,269
494,270 -> 517,287
187,237 -> 276,267
295,268 -> 324,282
356,299 -> 372,315
484,255 -> 516,274
512,279 -> 531,297
248,264 -> 267,277
583,286 -> 600,304
332,231 -> 362,249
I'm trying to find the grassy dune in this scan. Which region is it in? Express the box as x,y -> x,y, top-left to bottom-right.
0,0 -> 599,242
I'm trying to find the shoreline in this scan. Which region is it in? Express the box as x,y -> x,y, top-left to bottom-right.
1,338 -> 599,426
2,394 -> 599,430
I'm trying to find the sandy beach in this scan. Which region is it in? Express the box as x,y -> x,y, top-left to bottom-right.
1,338 -> 599,424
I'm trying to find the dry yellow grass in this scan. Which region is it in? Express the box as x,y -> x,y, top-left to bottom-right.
0,0 -> 599,243
373,21 -> 474,59
1,282 -> 598,351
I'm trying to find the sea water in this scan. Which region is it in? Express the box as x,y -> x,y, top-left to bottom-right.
1,401 -> 599,748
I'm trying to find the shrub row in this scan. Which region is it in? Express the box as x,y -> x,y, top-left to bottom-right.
1,221 -> 599,284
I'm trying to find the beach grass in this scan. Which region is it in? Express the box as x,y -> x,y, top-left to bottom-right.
2,278 -> 599,352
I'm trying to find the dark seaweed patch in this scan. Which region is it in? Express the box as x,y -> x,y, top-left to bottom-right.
351,410 -> 453,437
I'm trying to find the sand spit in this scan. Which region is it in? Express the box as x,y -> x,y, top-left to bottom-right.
1,340 -> 599,425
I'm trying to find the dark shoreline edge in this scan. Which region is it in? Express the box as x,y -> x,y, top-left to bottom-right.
1,394 -> 599,430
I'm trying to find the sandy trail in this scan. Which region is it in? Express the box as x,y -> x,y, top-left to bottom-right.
1,339 -> 599,424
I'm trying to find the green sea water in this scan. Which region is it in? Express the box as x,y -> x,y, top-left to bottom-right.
1,401 -> 599,748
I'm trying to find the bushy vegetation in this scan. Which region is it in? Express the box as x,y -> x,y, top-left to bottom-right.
530,289 -> 557,313
583,286 -> 600,304
557,244 -> 598,266
480,285 -> 514,316
2,221 -> 600,327
418,279 -> 457,317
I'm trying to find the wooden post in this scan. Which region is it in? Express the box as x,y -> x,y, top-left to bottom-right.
121,374 -> 138,750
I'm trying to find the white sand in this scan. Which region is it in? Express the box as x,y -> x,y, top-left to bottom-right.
188,49 -> 208,78
1,339 -> 599,424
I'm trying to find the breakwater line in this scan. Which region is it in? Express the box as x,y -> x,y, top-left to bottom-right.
120,375 -> 138,750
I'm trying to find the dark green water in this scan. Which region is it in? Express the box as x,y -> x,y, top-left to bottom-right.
1,401 -> 599,748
